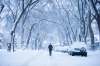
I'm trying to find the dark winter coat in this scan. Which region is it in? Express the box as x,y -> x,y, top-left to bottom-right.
48,44 -> 53,51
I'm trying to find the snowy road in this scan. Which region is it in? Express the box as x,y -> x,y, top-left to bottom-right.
0,49 -> 100,66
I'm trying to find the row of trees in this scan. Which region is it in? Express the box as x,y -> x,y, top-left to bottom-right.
0,0 -> 100,51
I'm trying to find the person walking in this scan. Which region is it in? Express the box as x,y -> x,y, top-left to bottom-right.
48,43 -> 53,56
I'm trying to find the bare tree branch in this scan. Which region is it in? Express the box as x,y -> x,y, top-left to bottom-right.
0,4 -> 4,14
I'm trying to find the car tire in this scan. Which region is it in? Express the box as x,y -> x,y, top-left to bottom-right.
72,53 -> 74,56
84,52 -> 87,57
82,52 -> 87,57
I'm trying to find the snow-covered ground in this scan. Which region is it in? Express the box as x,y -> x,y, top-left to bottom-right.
0,49 -> 100,66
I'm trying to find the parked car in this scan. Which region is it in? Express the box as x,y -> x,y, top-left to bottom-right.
68,47 -> 87,57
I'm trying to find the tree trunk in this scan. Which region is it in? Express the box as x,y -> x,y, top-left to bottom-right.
11,31 -> 15,52
90,0 -> 100,39
34,33 -> 39,50
88,9 -> 95,49
96,15 -> 100,37
89,24 -> 94,48
0,4 -> 4,14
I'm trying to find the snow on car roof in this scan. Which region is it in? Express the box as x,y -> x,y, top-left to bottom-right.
70,41 -> 87,48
